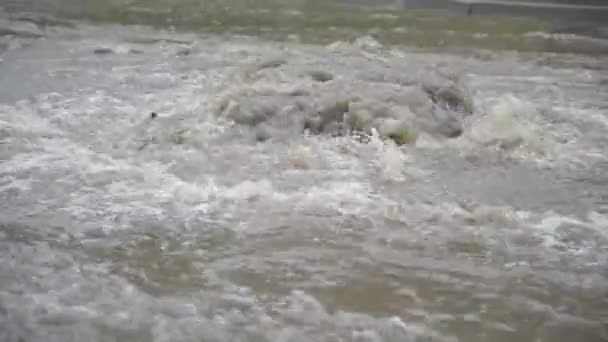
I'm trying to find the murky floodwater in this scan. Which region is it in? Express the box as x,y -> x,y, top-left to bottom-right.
1,1 -> 608,341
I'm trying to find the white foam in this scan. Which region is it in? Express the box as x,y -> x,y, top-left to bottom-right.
469,94 -> 542,151
368,129 -> 408,182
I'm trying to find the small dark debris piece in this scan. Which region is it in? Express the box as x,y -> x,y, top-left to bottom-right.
309,70 -> 333,82
177,48 -> 191,56
150,112 -> 158,119
93,47 -> 114,55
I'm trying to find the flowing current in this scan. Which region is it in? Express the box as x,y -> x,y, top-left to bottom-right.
1,1 -> 608,341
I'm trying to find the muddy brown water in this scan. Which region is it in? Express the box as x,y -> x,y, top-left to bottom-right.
1,1 -> 608,341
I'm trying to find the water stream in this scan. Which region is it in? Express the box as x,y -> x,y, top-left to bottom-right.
1,1 -> 607,341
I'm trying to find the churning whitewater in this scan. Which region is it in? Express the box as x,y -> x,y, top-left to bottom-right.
1,6 -> 608,342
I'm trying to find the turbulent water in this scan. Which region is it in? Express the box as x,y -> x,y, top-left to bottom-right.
1,1 -> 608,342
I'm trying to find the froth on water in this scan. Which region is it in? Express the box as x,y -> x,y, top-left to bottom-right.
1,7 -> 608,342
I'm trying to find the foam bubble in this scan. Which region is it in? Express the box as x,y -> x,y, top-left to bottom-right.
213,53 -> 473,145
469,94 -> 542,151
287,144 -> 323,170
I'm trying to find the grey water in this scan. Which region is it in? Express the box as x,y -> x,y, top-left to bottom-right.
1,1 -> 608,342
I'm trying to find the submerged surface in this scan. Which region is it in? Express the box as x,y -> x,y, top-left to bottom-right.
1,2 -> 608,342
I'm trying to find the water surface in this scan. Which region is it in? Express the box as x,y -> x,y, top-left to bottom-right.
1,1 -> 608,341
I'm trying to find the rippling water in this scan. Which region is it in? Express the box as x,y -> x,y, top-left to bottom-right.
1,1 -> 608,342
